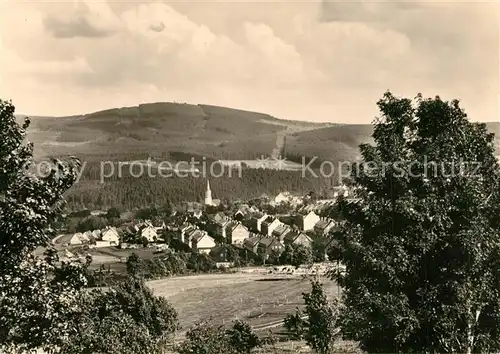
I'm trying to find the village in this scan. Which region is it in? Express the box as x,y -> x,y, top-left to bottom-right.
59,180 -> 353,271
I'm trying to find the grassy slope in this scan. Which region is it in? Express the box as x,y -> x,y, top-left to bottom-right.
286,122 -> 500,164
25,103 -> 329,161
285,124 -> 374,163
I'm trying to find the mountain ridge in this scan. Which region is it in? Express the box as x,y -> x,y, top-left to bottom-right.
19,102 -> 499,163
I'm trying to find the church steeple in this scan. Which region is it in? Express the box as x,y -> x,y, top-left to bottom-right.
204,179 -> 213,206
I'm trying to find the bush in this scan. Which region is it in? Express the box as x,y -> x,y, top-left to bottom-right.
187,252 -> 217,273
284,310 -> 306,340
176,319 -> 260,354
226,320 -> 260,354
63,276 -> 180,353
176,319 -> 233,354
126,252 -> 143,277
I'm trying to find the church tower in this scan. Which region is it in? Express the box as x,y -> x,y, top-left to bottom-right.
204,179 -> 213,206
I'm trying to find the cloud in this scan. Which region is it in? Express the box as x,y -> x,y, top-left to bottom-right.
43,1 -> 121,38
44,15 -> 112,38
1,0 -> 498,123
320,1 -> 498,89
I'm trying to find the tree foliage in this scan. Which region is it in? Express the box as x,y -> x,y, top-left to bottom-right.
187,252 -> 217,272
303,281 -> 339,354
0,99 -> 88,352
333,92 -> 500,353
0,100 -> 180,353
176,319 -> 259,354
283,280 -> 339,353
126,252 -> 143,277
106,207 -> 121,219
226,319 -> 260,354
76,215 -> 107,232
280,243 -> 313,267
62,276 -> 180,354
176,319 -> 233,354
284,310 -> 307,340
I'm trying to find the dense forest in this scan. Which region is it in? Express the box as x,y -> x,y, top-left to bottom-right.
64,163 -> 340,211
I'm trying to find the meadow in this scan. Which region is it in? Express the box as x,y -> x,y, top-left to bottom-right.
148,273 -> 339,332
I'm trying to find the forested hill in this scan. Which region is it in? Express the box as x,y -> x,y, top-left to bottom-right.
18,102 -> 499,211
23,102 -> 331,161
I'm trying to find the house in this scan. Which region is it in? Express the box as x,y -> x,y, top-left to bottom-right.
93,240 -> 112,248
243,235 -> 263,254
218,219 -> 233,238
179,223 -> 196,243
271,224 -> 293,241
314,218 -> 337,236
101,227 -> 120,246
185,228 -> 205,246
273,191 -> 292,205
234,204 -> 259,221
234,204 -> 250,221
83,231 -> 94,242
283,231 -> 313,248
261,217 -> 284,236
140,225 -> 158,243
124,223 -> 139,235
208,212 -> 232,238
191,233 -> 216,254
251,214 -> 269,233
152,220 -> 166,232
234,209 -> 246,221
295,211 -> 320,231
69,232 -> 88,245
226,222 -> 250,245
256,237 -> 285,259
210,212 -> 229,225
155,244 -> 169,252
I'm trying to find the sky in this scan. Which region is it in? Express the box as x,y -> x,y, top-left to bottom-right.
1,0 -> 499,124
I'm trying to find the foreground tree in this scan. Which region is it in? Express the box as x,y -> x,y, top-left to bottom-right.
0,99 -> 88,352
62,276 -> 180,353
283,281 -> 339,353
284,310 -> 307,340
226,320 -> 260,354
0,100 -> 179,353
176,319 -> 234,354
176,318 -> 259,354
332,92 -> 500,353
303,281 -> 339,354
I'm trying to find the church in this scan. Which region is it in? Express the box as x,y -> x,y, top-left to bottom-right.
204,179 -> 221,207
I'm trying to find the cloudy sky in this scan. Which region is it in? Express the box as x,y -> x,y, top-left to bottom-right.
1,0 -> 499,123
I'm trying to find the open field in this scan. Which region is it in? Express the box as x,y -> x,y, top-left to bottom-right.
148,273 -> 339,332
152,273 -> 358,354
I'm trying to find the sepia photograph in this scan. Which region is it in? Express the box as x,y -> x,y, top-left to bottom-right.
0,0 -> 499,353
